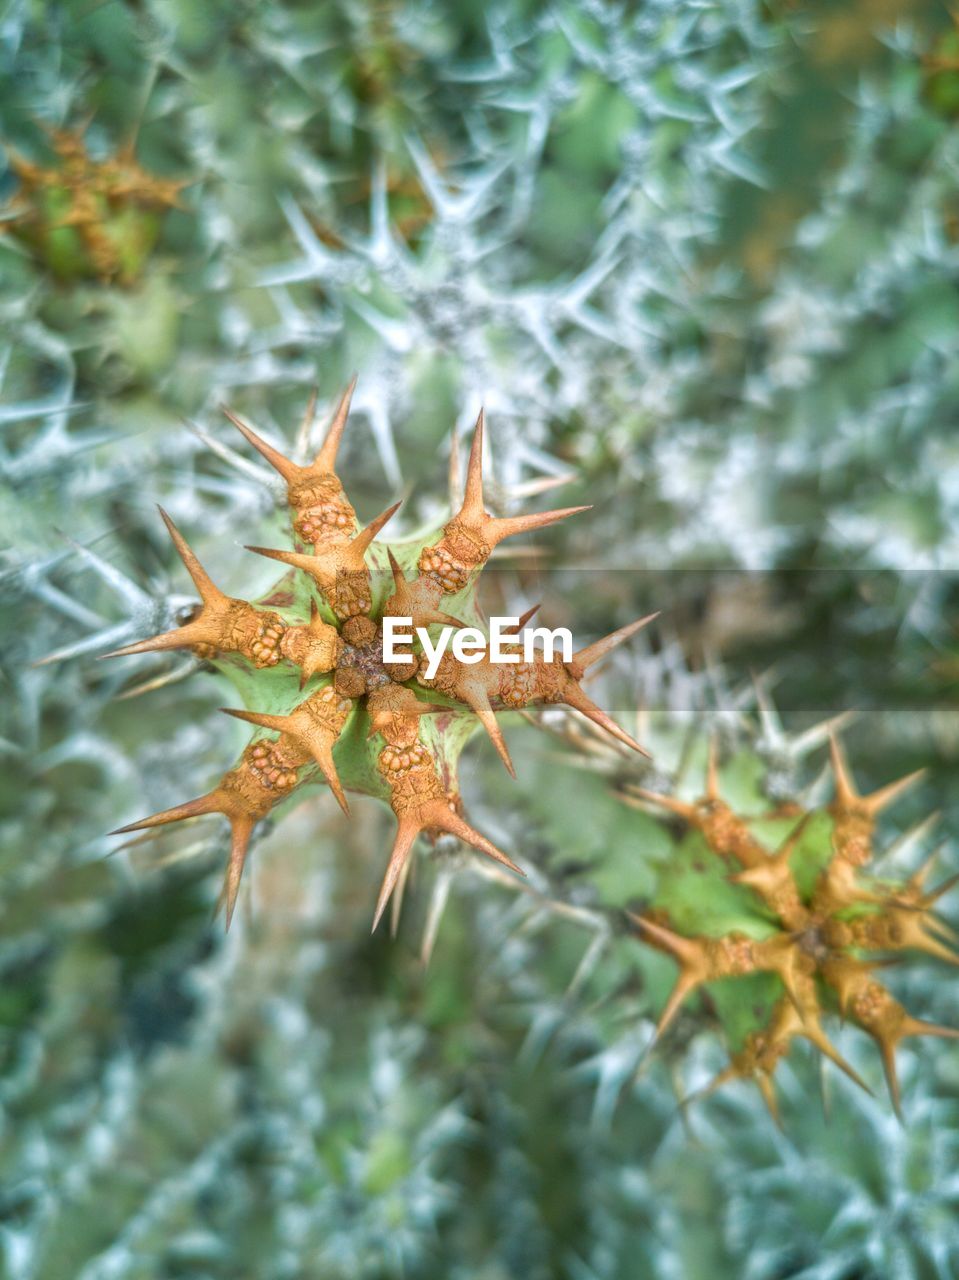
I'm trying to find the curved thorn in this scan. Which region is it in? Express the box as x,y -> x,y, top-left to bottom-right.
461,408 -> 485,521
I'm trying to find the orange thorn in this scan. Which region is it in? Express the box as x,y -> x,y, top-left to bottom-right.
862,769 -> 926,817
349,500 -> 402,557
219,816 -> 256,930
110,793 -> 220,833
460,408 -> 486,523
101,623 -> 208,659
829,732 -> 859,810
629,913 -> 702,966
222,407 -> 300,483
801,1021 -> 872,1097
244,544 -> 321,576
623,786 -> 697,821
483,505 -> 592,550
629,915 -> 708,1040
567,613 -> 660,681
372,820 -> 417,934
562,683 -> 651,757
829,732 -> 925,816
755,1073 -> 782,1129
462,685 -> 515,778
314,375 -> 358,472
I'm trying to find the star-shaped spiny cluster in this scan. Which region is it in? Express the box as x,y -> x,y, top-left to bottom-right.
3,125 -> 184,283
107,383 -> 655,928
625,737 -> 958,1121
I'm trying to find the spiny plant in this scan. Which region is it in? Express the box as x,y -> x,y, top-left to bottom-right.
106,382 -> 655,930
556,708 -> 959,1123
2,125 -> 185,284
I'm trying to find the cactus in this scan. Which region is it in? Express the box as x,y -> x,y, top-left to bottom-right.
535,698 -> 959,1124
2,125 -> 185,284
105,386 -> 654,931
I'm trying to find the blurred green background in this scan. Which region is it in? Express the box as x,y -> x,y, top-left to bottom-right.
3,1 -> 959,1277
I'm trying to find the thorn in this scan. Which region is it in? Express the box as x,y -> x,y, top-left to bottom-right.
389,849 -> 413,940
829,732 -> 858,810
110,794 -> 220,834
460,408 -> 485,521
562,683 -> 651,757
878,1039 -> 904,1123
220,706 -> 287,732
420,869 -> 454,967
484,505 -> 592,549
372,820 -> 418,934
156,506 -> 226,604
755,1073 -> 783,1130
864,770 -> 927,817
629,914 -> 706,1041
463,686 -> 515,777
314,375 -> 358,472
829,732 -> 925,816
221,816 -> 256,930
567,613 -> 660,681
222,407 -> 300,483
245,544 -> 318,573
373,801 -> 523,933
622,786 -> 696,821
100,625 -> 206,659
350,501 -> 402,556
802,1021 -> 873,1097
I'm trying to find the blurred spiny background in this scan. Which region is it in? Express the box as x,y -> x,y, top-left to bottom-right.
3,1 -> 959,1277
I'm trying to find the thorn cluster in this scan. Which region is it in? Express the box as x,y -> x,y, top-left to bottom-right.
626,736 -> 957,1122
108,385 -> 655,929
